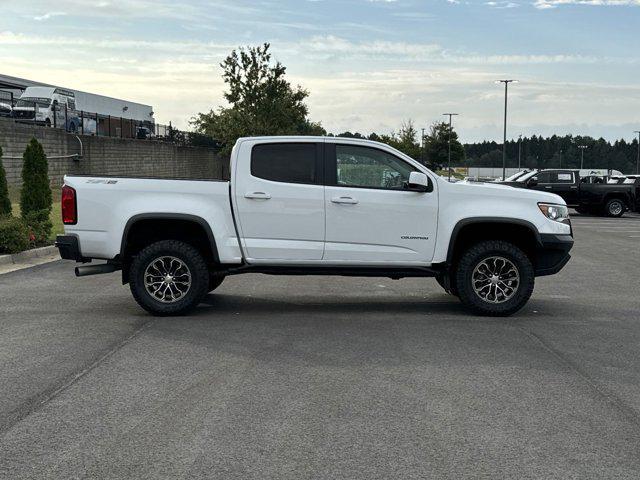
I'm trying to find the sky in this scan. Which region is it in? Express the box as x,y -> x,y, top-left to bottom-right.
1,0 -> 639,142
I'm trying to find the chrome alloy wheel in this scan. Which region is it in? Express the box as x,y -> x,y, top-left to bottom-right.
143,256 -> 192,303
471,256 -> 520,304
609,200 -> 623,216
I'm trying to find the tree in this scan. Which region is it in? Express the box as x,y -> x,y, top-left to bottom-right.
192,43 -> 324,156
20,138 -> 52,242
0,146 -> 11,217
387,120 -> 422,160
423,121 -> 465,169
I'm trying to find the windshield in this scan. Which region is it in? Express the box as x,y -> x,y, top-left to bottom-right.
516,170 -> 538,182
504,170 -> 530,181
16,97 -> 51,108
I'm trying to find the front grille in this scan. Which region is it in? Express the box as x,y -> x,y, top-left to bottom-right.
14,110 -> 35,119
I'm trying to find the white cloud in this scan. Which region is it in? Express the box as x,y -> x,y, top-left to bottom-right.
534,0 -> 640,8
32,12 -> 67,21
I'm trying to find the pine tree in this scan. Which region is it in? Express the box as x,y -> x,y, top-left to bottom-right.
0,146 -> 11,217
20,138 -> 51,218
20,138 -> 52,242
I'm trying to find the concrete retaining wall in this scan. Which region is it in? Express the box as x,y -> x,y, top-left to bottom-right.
0,118 -> 227,186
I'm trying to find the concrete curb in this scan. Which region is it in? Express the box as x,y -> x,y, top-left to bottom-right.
0,245 -> 58,266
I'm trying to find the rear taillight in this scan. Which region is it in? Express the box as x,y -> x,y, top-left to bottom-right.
61,185 -> 77,225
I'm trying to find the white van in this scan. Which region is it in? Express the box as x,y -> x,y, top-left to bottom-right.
11,87 -> 92,133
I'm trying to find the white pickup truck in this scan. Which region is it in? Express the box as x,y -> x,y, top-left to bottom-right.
56,136 -> 573,316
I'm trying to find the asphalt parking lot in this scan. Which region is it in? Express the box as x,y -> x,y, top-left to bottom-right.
1,212 -> 639,479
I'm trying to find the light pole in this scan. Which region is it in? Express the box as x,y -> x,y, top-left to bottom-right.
496,80 -> 517,180
421,127 -> 426,165
578,145 -> 588,170
443,113 -> 459,181
518,134 -> 522,170
635,131 -> 640,174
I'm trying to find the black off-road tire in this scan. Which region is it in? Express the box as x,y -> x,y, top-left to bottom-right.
208,274 -> 225,292
604,198 -> 625,217
455,240 -> 535,317
129,240 -> 209,316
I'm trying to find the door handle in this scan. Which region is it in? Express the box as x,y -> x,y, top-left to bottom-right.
545,186 -> 553,189
244,191 -> 271,200
331,196 -> 358,204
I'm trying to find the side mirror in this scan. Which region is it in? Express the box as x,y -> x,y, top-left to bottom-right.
527,177 -> 538,187
407,172 -> 430,192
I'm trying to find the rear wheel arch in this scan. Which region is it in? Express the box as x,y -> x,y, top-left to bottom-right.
120,213 -> 219,284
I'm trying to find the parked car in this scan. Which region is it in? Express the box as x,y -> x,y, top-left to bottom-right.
136,126 -> 154,139
0,101 -> 11,117
56,136 -> 573,317
608,175 -> 640,212
500,169 -> 635,217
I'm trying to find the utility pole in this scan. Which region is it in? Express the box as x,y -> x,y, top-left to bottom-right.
559,149 -> 563,168
421,127 -> 426,165
635,131 -> 640,174
496,80 -> 517,180
578,145 -> 588,170
518,134 -> 522,170
443,113 -> 459,181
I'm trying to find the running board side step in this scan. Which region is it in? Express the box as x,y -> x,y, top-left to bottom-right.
221,264 -> 443,279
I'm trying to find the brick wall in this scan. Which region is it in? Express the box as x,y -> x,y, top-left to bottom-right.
0,118 -> 227,187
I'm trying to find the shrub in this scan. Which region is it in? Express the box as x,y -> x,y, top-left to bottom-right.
22,209 -> 53,245
20,138 -> 51,239
0,146 -> 11,217
0,216 -> 30,254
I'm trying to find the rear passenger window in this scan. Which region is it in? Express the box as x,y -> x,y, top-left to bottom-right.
251,143 -> 317,184
555,172 -> 574,183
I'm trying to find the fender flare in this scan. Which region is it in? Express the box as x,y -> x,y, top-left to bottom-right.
120,213 -> 220,263
446,217 -> 542,265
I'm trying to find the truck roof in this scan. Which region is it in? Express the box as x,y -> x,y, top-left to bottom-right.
236,135 -> 392,149
20,86 -> 56,97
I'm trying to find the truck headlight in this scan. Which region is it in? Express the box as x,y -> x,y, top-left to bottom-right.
538,203 -> 569,223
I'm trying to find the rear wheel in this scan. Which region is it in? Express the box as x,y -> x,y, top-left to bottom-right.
129,240 -> 209,316
604,198 -> 625,217
455,240 -> 534,316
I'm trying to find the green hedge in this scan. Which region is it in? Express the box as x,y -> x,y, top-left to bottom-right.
0,216 -> 30,254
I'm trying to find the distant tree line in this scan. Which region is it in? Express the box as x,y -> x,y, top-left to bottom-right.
463,135 -> 638,173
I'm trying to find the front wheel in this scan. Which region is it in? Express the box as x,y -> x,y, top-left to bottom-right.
455,240 -> 534,316
208,274 -> 225,292
129,240 -> 209,316
604,198 -> 625,217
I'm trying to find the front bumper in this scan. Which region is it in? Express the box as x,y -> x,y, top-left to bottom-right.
535,233 -> 574,276
55,235 -> 88,262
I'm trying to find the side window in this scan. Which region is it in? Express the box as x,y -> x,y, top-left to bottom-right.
536,171 -> 552,183
335,145 -> 415,190
554,171 -> 574,184
251,143 -> 317,184
67,98 -> 76,110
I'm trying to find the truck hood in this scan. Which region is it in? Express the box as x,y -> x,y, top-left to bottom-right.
445,179 -> 566,205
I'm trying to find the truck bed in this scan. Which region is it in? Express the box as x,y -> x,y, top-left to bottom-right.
63,176 -> 243,264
